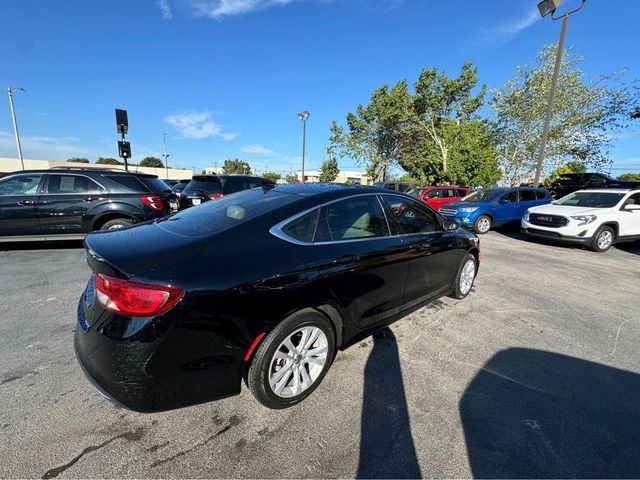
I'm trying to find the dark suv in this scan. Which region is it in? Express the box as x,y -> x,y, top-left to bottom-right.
0,167 -> 176,241
373,181 -> 415,193
547,172 -> 640,199
179,174 -> 275,209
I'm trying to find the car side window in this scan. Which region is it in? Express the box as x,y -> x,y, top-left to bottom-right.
457,189 -> 468,197
46,175 -> 103,194
588,174 -> 606,186
501,190 -> 519,203
535,190 -> 548,200
381,195 -> 441,235
281,209 -> 319,243
519,190 -> 536,202
0,174 -> 43,195
227,177 -> 246,193
314,196 -> 389,242
623,193 -> 640,207
426,189 -> 441,198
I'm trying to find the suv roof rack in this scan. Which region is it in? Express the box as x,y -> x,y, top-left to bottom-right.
48,166 -> 121,171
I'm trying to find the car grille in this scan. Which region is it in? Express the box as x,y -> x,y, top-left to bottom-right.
528,213 -> 568,228
525,228 -> 561,238
439,208 -> 457,216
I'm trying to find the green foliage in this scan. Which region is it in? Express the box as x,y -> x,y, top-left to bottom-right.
319,148 -> 340,182
491,44 -> 639,185
262,172 -> 281,183
285,174 -> 298,184
618,172 -> 640,181
222,158 -> 252,174
66,157 -> 89,163
139,156 -> 164,168
96,157 -> 122,165
330,62 -> 499,187
545,161 -> 588,185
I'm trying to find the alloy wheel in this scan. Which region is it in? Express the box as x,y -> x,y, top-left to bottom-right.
477,217 -> 491,233
460,259 -> 476,295
597,230 -> 613,250
268,327 -> 328,398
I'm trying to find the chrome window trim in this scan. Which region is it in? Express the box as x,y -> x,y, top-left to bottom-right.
270,193 -> 395,246
0,173 -> 46,197
270,192 -> 446,246
43,172 -> 107,195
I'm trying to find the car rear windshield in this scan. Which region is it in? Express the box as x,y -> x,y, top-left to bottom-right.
555,191 -> 625,208
461,188 -> 505,202
155,188 -> 296,237
141,177 -> 173,194
104,174 -> 148,192
183,178 -> 222,195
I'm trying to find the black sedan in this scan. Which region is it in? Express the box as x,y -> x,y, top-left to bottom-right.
75,184 -> 480,412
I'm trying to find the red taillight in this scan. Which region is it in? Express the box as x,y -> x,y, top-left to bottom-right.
140,195 -> 164,211
209,193 -> 225,200
95,274 -> 184,317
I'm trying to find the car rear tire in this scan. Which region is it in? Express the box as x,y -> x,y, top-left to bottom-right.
99,218 -> 133,231
449,253 -> 477,299
247,310 -> 336,409
590,226 -> 614,252
473,215 -> 492,234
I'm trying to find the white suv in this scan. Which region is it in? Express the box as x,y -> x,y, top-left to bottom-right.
521,189 -> 640,252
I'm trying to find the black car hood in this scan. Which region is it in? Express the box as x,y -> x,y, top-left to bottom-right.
84,220 -> 208,283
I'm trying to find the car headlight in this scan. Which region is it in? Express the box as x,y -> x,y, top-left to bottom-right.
523,212 -> 530,222
570,215 -> 597,226
458,207 -> 479,213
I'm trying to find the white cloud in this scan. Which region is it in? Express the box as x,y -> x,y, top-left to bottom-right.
190,0 -> 298,18
498,8 -> 540,35
156,0 -> 173,19
241,144 -> 281,156
164,111 -> 237,140
0,130 -> 98,160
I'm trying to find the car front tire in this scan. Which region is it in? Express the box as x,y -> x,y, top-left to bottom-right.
247,310 -> 336,409
99,218 -> 133,231
473,215 -> 492,234
450,253 -> 478,299
590,226 -> 615,252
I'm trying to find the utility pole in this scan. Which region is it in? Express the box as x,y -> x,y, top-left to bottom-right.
533,0 -> 586,187
7,87 -> 25,170
297,111 -> 310,182
162,133 -> 170,179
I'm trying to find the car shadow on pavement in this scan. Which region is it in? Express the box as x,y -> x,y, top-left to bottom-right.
357,327 -> 422,479
460,348 -> 640,478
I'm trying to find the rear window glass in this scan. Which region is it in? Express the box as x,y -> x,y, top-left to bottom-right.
142,177 -> 173,194
281,209 -> 319,243
104,175 -> 147,192
184,178 -> 222,195
156,188 -> 296,237
536,190 -> 548,200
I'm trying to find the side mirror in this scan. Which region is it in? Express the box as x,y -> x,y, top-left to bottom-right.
624,204 -> 640,211
443,219 -> 459,231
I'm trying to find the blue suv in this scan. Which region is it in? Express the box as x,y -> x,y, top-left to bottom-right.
438,187 -> 552,234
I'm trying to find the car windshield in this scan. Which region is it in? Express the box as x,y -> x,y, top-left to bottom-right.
555,191 -> 625,208
156,188 -> 296,237
183,178 -> 222,195
460,189 -> 505,202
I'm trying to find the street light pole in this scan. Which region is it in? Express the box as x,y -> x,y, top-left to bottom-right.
162,133 -> 170,179
7,87 -> 25,170
297,111 -> 310,182
533,0 -> 586,187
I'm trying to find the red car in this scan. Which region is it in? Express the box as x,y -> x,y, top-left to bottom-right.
408,186 -> 472,210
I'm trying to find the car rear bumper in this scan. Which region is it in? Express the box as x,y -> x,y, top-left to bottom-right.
74,286 -> 244,412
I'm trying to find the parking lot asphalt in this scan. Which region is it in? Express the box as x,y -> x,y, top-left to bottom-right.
1,230 -> 639,478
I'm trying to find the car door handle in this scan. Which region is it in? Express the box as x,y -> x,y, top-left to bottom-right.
332,254 -> 358,265
17,200 -> 36,206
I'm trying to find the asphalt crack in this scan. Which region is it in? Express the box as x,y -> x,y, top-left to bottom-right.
41,427 -> 145,479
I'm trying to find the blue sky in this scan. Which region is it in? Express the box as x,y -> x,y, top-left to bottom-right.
1,0 -> 639,176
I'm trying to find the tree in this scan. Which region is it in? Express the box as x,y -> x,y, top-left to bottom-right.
96,157 -> 122,165
222,158 -> 252,174
319,148 -> 340,182
66,157 -> 89,163
491,44 -> 639,186
140,156 -> 164,168
545,161 -> 587,185
330,62 -> 499,186
618,172 -> 640,181
285,174 -> 298,184
262,172 -> 281,183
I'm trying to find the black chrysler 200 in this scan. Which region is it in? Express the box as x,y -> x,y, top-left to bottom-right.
75,184 -> 480,411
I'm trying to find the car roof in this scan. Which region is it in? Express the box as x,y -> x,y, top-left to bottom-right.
272,183 -> 390,197
575,188 -> 639,193
5,168 -> 158,178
